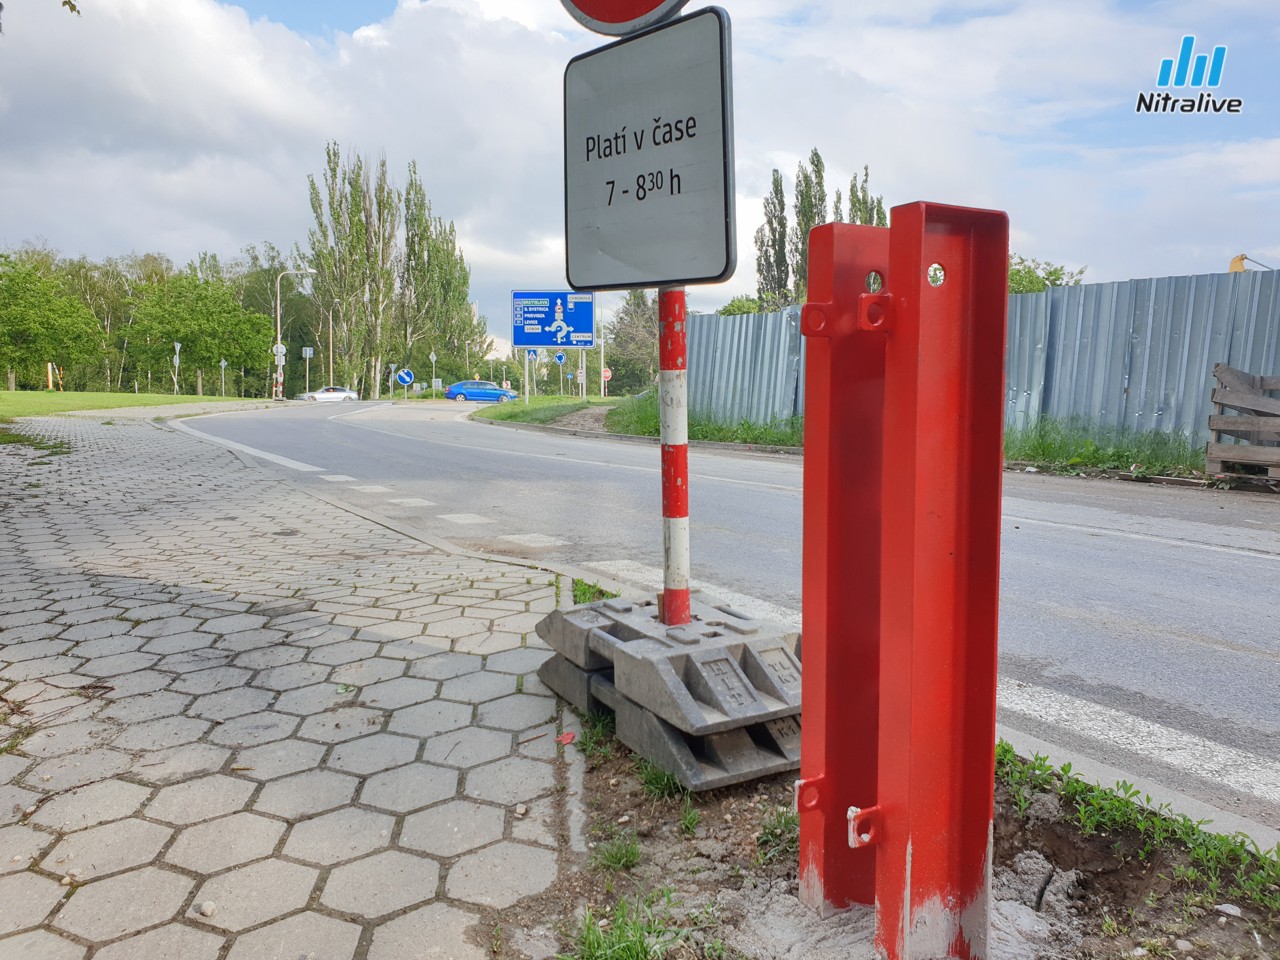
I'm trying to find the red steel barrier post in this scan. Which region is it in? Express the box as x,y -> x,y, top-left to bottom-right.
798,203 -> 1009,959
658,285 -> 692,626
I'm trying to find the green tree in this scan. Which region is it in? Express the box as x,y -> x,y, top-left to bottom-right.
399,161 -> 479,379
607,289 -> 659,394
0,253 -> 98,389
717,294 -> 761,315
788,148 -> 828,300
754,169 -> 789,308
129,272 -> 270,395
1008,254 -> 1087,294
846,164 -> 888,227
303,141 -> 402,398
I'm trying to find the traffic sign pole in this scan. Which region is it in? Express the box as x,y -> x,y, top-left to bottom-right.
657,286 -> 690,626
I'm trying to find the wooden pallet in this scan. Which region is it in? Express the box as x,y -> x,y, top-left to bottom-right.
1206,363 -> 1280,478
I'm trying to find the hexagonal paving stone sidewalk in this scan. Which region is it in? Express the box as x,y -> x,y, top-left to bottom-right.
0,414 -> 587,959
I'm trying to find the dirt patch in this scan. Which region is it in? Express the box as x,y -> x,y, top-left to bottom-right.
482,748 -> 1278,959
550,405 -> 611,433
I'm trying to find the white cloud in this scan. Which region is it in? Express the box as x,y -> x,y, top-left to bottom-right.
1,0 -> 1276,335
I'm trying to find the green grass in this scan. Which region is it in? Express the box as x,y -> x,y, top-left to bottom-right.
756,806 -> 799,865
559,890 -> 706,960
679,796 -> 701,837
0,390 -> 251,419
575,710 -> 617,763
590,829 -> 641,872
470,394 -> 613,425
996,739 -> 1280,912
605,391 -> 804,447
1004,417 -> 1205,477
635,756 -> 685,800
573,578 -> 619,605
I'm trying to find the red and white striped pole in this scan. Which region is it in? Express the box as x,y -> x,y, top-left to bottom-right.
658,285 -> 691,626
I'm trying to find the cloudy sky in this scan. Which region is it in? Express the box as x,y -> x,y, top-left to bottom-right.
1,0 -> 1276,346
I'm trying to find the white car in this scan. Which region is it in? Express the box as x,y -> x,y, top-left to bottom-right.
299,386 -> 359,402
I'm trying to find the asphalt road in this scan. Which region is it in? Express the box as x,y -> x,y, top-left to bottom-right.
178,400 -> 1280,842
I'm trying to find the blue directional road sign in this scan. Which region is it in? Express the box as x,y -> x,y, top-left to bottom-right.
512,291 -> 595,348
396,368 -> 414,385
554,351 -> 566,365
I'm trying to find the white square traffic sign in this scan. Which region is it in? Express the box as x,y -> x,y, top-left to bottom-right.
564,7 -> 735,290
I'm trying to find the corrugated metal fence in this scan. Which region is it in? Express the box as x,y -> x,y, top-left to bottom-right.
688,269 -> 1280,439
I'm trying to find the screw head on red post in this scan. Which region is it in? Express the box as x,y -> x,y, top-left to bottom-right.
560,0 -> 690,35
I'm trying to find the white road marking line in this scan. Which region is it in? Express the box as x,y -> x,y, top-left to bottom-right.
436,513 -> 494,525
319,474 -> 356,482
499,534 -> 570,548
353,485 -> 391,493
388,498 -> 437,507
997,678 -> 1280,806
1006,515 -> 1280,562
169,420 -> 322,472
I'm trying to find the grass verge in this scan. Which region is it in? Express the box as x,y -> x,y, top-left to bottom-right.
0,390 -> 251,419
1005,417 -> 1206,476
996,739 -> 1280,912
470,395 -> 613,425
605,392 -> 804,447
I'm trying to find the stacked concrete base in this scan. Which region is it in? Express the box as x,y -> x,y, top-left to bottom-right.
535,596 -> 802,791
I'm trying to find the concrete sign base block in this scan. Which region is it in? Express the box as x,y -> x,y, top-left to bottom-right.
534,597 -> 800,735
593,673 -> 800,792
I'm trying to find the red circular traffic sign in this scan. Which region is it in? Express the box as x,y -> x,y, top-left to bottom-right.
602,367 -> 613,381
560,0 -> 690,35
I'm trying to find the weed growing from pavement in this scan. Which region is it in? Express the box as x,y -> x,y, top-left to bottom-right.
755,805 -> 799,865
572,578 -> 618,605
590,829 -> 641,872
0,423 -> 71,456
574,711 -> 616,762
996,739 -> 1280,912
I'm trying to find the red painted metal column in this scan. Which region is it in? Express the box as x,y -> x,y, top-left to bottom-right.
797,222 -> 890,913
657,285 -> 691,626
798,203 -> 1009,959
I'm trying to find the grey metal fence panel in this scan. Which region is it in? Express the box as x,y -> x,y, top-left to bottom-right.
690,270 -> 1279,440
687,310 -> 802,423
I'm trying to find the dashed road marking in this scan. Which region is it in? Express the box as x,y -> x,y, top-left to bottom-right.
319,474 -> 356,482
388,498 -> 437,507
437,513 -> 494,525
353,485 -> 391,493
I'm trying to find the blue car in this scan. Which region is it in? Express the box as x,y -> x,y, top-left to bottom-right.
444,380 -> 517,403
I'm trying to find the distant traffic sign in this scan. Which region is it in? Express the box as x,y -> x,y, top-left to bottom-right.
602,367 -> 613,381
512,291 -> 595,348
527,349 -> 539,360
554,352 -> 567,365
396,369 -> 414,386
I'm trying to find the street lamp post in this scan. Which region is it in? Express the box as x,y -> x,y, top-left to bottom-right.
274,268 -> 316,400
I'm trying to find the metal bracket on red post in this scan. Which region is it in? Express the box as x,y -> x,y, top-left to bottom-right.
798,203 -> 1009,959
